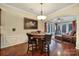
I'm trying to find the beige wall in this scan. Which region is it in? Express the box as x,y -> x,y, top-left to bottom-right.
0,4 -> 44,48
47,4 -> 79,49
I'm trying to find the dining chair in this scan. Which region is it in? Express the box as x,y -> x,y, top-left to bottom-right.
42,34 -> 52,56
26,33 -> 37,55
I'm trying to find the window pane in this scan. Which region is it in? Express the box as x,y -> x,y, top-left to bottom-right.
55,24 -> 61,35
51,24 -> 52,33
62,24 -> 66,33
69,24 -> 72,32
48,23 -> 50,33
57,25 -> 61,34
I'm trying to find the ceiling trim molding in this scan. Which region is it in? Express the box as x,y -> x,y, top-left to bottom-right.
47,4 -> 79,16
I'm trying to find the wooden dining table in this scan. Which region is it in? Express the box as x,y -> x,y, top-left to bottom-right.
30,33 -> 46,54
28,32 -> 52,55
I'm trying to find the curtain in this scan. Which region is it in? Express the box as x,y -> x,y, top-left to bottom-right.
44,22 -> 47,32
72,20 -> 76,32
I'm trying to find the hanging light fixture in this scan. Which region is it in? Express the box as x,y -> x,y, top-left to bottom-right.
37,3 -> 47,21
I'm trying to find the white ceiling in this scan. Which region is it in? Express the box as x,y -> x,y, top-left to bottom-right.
5,3 -> 74,15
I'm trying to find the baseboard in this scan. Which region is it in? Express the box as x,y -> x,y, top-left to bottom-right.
1,42 -> 27,49
1,42 -> 27,50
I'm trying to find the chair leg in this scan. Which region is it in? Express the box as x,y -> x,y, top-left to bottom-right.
47,44 -> 50,56
32,44 -> 33,56
27,44 -> 29,55
35,43 -> 37,50
41,41 -> 43,54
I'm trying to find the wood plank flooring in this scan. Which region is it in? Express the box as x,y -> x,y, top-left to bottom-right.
0,39 -> 78,56
0,43 -> 27,56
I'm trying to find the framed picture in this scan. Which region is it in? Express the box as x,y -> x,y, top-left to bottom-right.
24,18 -> 38,29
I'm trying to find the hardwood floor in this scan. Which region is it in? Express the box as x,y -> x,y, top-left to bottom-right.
50,40 -> 76,56
0,43 -> 28,56
0,39 -> 78,56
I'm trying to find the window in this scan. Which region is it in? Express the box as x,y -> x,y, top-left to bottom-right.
62,24 -> 66,33
47,23 -> 53,34
48,23 -> 51,33
68,24 -> 72,32
50,24 -> 52,33
56,25 -> 61,34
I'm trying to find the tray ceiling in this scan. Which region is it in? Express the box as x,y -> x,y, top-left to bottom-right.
5,3 -> 74,15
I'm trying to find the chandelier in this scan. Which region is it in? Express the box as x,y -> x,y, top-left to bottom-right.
37,3 -> 47,21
